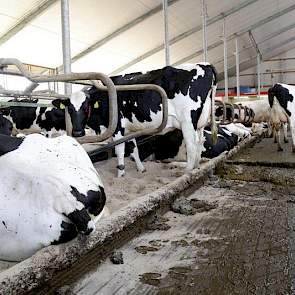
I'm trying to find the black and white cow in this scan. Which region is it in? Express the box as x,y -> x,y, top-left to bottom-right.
0,113 -> 13,135
268,83 -> 295,152
53,63 -> 218,177
1,98 -> 67,137
0,133 -> 106,261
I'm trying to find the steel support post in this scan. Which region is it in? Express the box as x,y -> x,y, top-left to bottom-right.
61,0 -> 72,134
223,18 -> 229,102
257,54 -> 261,98
201,0 -> 208,61
235,37 -> 240,99
162,0 -> 170,66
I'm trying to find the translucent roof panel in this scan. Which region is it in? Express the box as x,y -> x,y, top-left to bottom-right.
0,0 -> 294,83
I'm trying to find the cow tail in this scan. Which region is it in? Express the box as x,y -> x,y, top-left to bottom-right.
268,86 -> 275,108
211,65 -> 218,145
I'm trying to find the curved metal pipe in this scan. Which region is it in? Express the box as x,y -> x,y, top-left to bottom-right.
0,58 -> 169,146
0,58 -> 118,143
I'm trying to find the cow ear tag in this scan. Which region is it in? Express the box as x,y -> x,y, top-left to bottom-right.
60,103 -> 65,109
94,101 -> 99,109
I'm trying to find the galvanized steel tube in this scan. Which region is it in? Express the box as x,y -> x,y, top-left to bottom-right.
162,0 -> 170,66
61,0 -> 72,134
223,18 -> 228,102
257,54 -> 261,98
201,0 -> 208,61
235,37 -> 240,99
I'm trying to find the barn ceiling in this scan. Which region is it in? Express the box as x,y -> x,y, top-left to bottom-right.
0,0 -> 295,81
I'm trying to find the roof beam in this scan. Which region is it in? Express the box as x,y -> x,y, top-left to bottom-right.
173,2 -> 295,66
110,0 -> 259,75
69,0 -> 180,65
0,0 -> 58,47
213,20 -> 295,67
248,30 -> 262,59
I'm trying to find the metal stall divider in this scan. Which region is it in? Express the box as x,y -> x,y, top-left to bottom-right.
0,58 -> 168,151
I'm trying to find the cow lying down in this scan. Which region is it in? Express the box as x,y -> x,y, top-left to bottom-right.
0,133 -> 106,261
128,123 -> 251,163
88,123 -> 250,164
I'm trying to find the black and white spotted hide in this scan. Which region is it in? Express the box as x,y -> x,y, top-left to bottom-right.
54,63 -> 218,177
0,134 -> 106,261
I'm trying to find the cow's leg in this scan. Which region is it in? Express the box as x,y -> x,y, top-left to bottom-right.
129,138 -> 146,173
181,121 -> 197,171
195,127 -> 205,167
283,123 -> 289,143
115,142 -> 126,177
275,124 -> 283,151
289,118 -> 295,153
273,128 -> 278,143
114,131 -> 126,177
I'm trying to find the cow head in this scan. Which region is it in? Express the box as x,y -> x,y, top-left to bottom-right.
0,114 -> 13,136
52,91 -> 92,137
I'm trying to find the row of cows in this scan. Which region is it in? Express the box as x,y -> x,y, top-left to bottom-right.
0,62 -> 294,262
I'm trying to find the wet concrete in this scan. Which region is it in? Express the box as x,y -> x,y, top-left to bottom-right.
67,167 -> 295,295
229,136 -> 295,167
217,164 -> 295,186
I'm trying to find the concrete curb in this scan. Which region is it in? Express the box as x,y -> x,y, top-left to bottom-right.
0,135 -> 259,294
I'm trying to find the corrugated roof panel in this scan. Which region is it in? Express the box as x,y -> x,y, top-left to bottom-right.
0,0 -> 41,35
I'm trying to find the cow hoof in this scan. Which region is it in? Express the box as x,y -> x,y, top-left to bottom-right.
284,139 -> 289,143
277,146 -> 283,152
85,220 -> 95,235
141,168 -> 146,173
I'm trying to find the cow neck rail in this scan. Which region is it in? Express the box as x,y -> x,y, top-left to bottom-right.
0,58 -> 118,144
0,101 -> 52,108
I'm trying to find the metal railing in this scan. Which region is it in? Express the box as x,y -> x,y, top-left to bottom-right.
0,58 -> 168,147
215,100 -> 254,125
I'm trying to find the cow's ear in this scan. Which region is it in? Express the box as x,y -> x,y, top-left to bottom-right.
52,99 -> 70,109
93,101 -> 100,109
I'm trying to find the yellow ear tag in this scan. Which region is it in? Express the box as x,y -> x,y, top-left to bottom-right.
60,103 -> 65,109
94,101 -> 99,109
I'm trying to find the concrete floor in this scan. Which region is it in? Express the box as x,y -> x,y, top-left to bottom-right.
35,135 -> 295,295
230,136 -> 295,166
70,173 -> 295,295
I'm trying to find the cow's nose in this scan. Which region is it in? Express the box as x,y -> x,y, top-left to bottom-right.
72,130 -> 85,137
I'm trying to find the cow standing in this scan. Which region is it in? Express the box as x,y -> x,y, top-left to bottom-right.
0,133 -> 106,261
268,83 -> 295,152
53,63 -> 218,177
